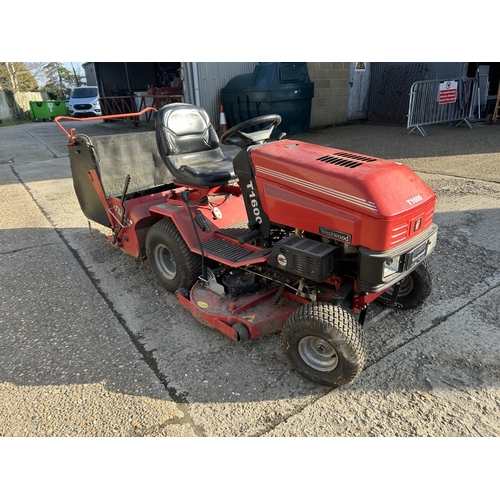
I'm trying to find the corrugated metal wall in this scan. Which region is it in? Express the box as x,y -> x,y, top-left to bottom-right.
367,62 -> 468,123
182,62 -> 259,127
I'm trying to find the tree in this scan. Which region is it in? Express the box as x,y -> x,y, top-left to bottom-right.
39,62 -> 86,99
70,62 -> 85,87
24,62 -> 87,91
25,62 -> 48,86
41,62 -> 75,99
0,62 -> 39,92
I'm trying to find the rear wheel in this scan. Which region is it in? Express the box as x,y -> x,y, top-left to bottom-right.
146,218 -> 202,293
281,303 -> 366,387
381,261 -> 433,309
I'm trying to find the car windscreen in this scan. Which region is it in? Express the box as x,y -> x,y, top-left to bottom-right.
71,88 -> 98,98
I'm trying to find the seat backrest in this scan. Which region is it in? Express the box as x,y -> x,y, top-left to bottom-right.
155,103 -> 226,173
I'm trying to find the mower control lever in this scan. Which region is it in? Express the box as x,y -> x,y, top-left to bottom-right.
112,174 -> 131,245
180,190 -> 190,203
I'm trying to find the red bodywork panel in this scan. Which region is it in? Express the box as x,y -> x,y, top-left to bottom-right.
114,186 -> 251,260
177,284 -> 305,340
149,187 -> 248,244
148,187 -> 271,267
250,140 -> 436,251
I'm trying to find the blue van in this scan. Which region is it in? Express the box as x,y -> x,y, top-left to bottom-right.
69,86 -> 102,117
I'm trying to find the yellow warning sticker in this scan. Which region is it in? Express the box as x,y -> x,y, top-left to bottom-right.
197,301 -> 209,309
355,62 -> 366,71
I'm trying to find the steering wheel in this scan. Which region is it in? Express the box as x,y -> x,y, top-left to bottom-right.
220,114 -> 282,149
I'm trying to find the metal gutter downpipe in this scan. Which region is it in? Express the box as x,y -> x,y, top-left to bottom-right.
180,63 -> 193,104
192,62 -> 201,107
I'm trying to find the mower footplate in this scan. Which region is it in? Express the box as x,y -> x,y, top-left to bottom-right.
215,226 -> 254,241
196,238 -> 271,266
176,282 -> 303,341
199,238 -> 253,261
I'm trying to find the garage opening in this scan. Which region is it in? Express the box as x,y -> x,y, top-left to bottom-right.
90,62 -> 182,119
466,62 -> 500,121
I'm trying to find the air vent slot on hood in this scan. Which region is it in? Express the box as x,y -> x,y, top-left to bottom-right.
317,152 -> 377,169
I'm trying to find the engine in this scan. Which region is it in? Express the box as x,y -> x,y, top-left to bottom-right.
268,235 -> 338,282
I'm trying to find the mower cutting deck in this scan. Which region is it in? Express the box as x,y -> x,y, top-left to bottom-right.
56,104 -> 437,387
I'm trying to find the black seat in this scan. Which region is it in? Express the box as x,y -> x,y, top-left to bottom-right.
155,103 -> 237,188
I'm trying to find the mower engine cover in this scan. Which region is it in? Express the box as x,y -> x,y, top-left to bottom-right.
249,140 -> 436,252
247,139 -> 437,292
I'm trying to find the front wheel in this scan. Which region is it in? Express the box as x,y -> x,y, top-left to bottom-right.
380,260 -> 433,309
281,303 -> 366,387
146,218 -> 202,293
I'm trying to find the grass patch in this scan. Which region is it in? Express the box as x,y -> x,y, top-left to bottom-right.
0,119 -> 35,127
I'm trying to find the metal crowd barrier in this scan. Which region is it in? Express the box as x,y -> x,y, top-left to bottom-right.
407,77 -> 478,137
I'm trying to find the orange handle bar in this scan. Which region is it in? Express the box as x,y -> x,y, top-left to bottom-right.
54,107 -> 158,141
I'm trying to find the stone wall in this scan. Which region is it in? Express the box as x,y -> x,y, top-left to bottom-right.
0,91 -> 49,121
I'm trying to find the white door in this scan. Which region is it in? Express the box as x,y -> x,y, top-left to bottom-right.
347,62 -> 371,120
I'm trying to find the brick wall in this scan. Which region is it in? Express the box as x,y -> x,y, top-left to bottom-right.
307,62 -> 350,127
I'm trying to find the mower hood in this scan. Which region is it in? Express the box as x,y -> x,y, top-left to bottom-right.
250,140 -> 435,219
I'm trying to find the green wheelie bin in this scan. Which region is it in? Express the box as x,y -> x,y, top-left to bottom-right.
29,101 -> 51,121
48,100 -> 70,119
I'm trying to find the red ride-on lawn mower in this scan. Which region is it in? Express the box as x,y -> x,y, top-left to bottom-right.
56,103 -> 437,387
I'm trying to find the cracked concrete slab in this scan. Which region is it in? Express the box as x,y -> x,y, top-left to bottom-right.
1,118 -> 499,441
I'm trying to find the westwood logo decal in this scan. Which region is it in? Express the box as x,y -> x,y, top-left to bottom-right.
319,226 -> 352,243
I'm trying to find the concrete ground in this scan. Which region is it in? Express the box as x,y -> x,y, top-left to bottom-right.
0,116 -> 499,447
